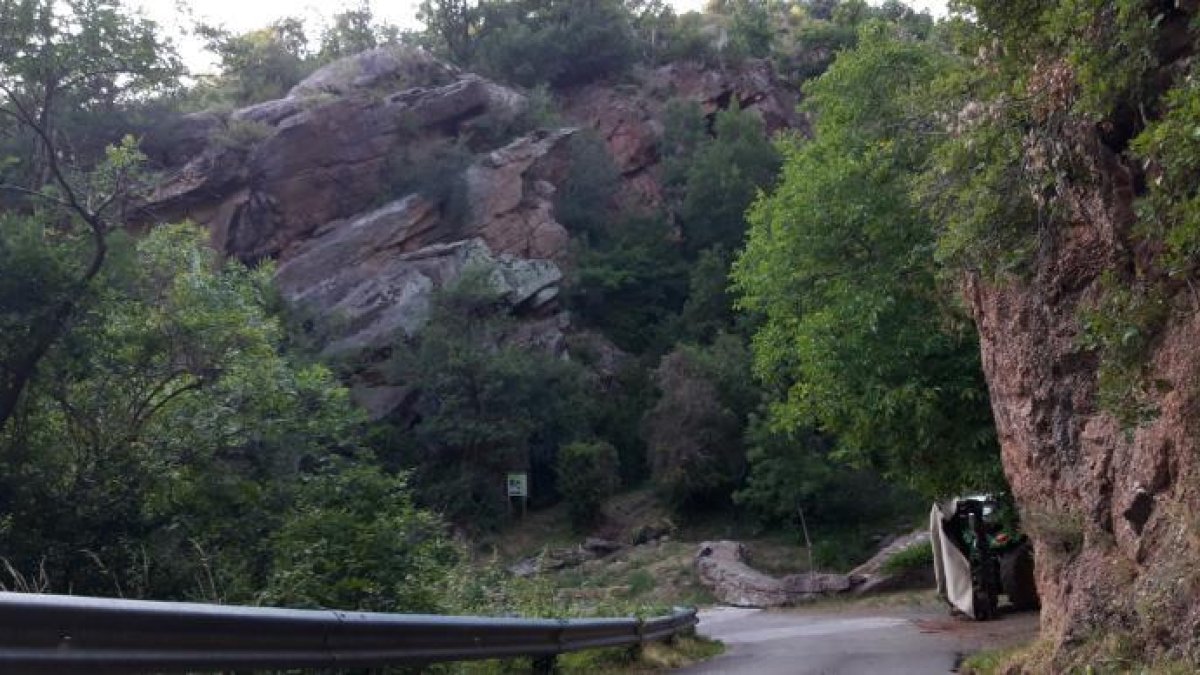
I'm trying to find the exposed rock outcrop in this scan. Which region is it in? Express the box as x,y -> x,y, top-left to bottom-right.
559,59 -> 800,209
140,47 -> 799,421
965,26 -> 1200,655
142,47 -> 534,263
140,47 -> 577,418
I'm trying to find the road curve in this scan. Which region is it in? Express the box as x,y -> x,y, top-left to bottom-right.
680,603 -> 1038,675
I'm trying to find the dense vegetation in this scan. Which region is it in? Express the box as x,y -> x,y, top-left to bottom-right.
21,0 -> 1178,631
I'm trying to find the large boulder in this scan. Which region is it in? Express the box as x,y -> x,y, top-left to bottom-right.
695,541 -> 851,608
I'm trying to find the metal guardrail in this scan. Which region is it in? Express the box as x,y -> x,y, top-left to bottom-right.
0,592 -> 698,673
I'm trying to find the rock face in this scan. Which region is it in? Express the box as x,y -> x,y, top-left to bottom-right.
143,49 -> 535,263
140,47 -> 798,420
140,47 -> 575,418
967,66 -> 1200,655
695,541 -> 852,607
559,59 -> 800,208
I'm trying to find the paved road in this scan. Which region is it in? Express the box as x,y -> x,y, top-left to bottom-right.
680,604 -> 1038,675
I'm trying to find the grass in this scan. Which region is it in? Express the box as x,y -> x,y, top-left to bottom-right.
959,644 -> 1032,674
802,588 -> 943,612
880,541 -> 933,576
959,636 -> 1200,675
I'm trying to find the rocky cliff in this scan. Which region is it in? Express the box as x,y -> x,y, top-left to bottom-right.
965,18 -> 1200,661
141,46 -> 798,419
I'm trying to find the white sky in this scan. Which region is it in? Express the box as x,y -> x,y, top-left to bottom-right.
132,0 -> 949,73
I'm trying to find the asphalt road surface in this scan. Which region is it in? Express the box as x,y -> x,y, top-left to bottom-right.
680,602 -> 1038,675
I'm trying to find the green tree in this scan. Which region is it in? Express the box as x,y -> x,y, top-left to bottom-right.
197,18 -> 311,106
727,0 -> 774,60
388,268 -> 593,527
263,458 -> 458,613
678,103 -> 780,256
0,224 -> 364,599
318,3 -> 399,62
417,0 -> 479,66
556,441 -> 621,530
0,0 -> 180,431
473,0 -> 638,88
733,24 -> 1002,498
569,215 -> 690,354
641,335 -> 755,510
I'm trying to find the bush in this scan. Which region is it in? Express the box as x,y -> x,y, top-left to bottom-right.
641,338 -> 754,511
881,541 -> 934,576
473,0 -> 638,88
556,441 -> 621,531
263,459 -> 459,613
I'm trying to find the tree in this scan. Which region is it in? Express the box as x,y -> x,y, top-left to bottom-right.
556,441 -> 621,530
472,0 -> 639,88
318,3 -> 399,62
641,335 -> 755,510
197,18 -> 310,106
569,215 -> 690,354
0,224 -> 365,598
417,0 -> 478,66
388,268 -> 593,527
0,0 -> 180,432
727,0 -> 775,60
733,24 -> 1002,498
677,103 -> 780,256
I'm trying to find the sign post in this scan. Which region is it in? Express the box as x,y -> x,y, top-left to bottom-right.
506,472 -> 528,518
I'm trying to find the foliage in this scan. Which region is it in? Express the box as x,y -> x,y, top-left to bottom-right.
679,247 -> 739,343
1076,271 -> 1169,428
197,18 -> 311,106
381,138 -> 474,227
387,268 -> 594,527
317,2 -> 400,62
420,0 -> 638,89
735,414 -> 918,529
1132,61 -> 1200,280
734,24 -> 1003,499
263,458 -> 459,613
568,215 -> 689,354
677,103 -> 780,256
556,441 -> 622,530
0,224 -> 367,600
555,131 -> 621,240
642,335 -> 755,511
880,541 -> 933,576
0,0 -> 182,177
724,0 -> 775,61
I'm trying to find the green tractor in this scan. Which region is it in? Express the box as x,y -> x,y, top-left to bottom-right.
930,494 -> 1039,620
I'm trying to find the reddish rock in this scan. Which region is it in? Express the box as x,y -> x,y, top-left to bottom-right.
967,111 -> 1200,657
560,59 -> 801,210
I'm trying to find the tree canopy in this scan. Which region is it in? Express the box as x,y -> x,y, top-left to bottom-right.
733,24 -> 1003,498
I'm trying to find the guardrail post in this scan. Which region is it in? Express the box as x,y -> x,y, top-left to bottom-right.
627,616 -> 645,661
531,654 -> 557,675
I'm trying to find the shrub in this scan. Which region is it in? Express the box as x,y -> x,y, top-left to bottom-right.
556,441 -> 621,531
881,541 -> 934,576
263,459 -> 460,613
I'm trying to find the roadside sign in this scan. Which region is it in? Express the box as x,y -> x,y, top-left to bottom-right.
506,472 -> 528,498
